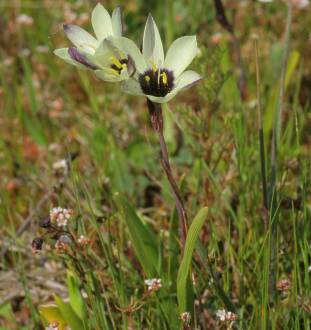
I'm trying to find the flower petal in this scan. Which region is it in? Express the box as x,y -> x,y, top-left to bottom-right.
112,6 -> 123,37
91,3 -> 113,41
106,36 -> 147,73
146,90 -> 179,104
164,36 -> 198,77
68,47 -> 98,69
121,78 -> 144,95
146,71 -> 202,103
54,48 -> 86,69
175,70 -> 202,90
92,39 -> 114,68
143,14 -> 164,68
63,24 -> 98,52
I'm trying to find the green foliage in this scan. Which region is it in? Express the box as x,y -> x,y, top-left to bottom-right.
118,196 -> 160,277
1,1 -> 310,329
177,207 -> 208,314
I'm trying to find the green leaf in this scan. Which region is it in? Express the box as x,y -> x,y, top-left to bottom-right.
54,295 -> 84,330
39,304 -> 67,330
67,271 -> 87,321
177,207 -> 208,314
264,50 -> 300,134
118,196 -> 159,277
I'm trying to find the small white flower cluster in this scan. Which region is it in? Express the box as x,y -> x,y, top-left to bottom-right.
55,235 -> 71,253
144,278 -> 162,293
50,207 -> 73,227
276,278 -> 291,292
216,309 -> 238,322
292,0 -> 309,9
16,14 -> 34,26
78,235 -> 90,247
45,321 -> 59,330
52,159 -> 69,176
180,312 -> 191,325
258,0 -> 309,8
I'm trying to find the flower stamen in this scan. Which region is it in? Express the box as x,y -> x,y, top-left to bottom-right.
110,56 -> 122,69
139,68 -> 174,97
161,72 -> 168,85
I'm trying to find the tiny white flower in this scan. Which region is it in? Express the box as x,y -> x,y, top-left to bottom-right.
45,321 -> 59,330
292,0 -> 309,9
144,278 -> 162,292
216,309 -> 238,322
54,4 -> 134,82
180,312 -> 191,324
78,235 -> 90,247
109,14 -> 202,103
16,14 -> 34,26
55,235 -> 71,252
50,207 -> 73,227
53,159 -> 69,176
308,265 -> 311,272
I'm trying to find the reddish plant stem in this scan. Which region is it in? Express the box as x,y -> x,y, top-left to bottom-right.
147,99 -> 187,251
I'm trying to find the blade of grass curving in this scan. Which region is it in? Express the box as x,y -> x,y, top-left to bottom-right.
268,0 -> 293,311
117,196 -> 159,277
167,208 -> 179,286
39,305 -> 67,330
54,295 -> 84,330
67,271 -> 88,323
177,207 -> 208,314
254,37 -> 268,213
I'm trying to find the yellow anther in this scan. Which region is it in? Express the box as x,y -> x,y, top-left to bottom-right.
161,72 -> 168,85
149,60 -> 157,72
121,63 -> 127,70
145,75 -> 151,82
109,56 -> 122,69
108,68 -> 121,77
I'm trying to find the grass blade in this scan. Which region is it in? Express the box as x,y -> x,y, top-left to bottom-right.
177,207 -> 208,314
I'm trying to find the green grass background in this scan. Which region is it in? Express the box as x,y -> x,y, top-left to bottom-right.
0,0 -> 310,329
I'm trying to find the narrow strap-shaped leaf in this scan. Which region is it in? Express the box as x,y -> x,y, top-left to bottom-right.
177,207 -> 208,314
54,295 -> 83,330
118,196 -> 159,277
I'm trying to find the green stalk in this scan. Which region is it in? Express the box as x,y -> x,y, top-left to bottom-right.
268,0 -> 292,314
254,37 -> 268,220
147,99 -> 188,252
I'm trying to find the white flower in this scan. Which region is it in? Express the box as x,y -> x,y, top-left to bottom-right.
55,235 -> 71,252
54,4 -> 134,82
258,0 -> 309,8
45,321 -> 59,330
292,0 -> 309,9
52,159 -> 69,176
180,312 -> 191,324
216,309 -> 238,322
50,207 -> 73,227
144,278 -> 162,292
308,265 -> 311,272
16,14 -> 34,26
110,14 -> 202,103
77,235 -> 90,247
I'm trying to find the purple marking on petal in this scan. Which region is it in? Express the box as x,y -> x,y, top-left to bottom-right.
68,47 -> 98,70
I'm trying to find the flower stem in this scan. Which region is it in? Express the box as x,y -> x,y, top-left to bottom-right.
147,99 -> 187,251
